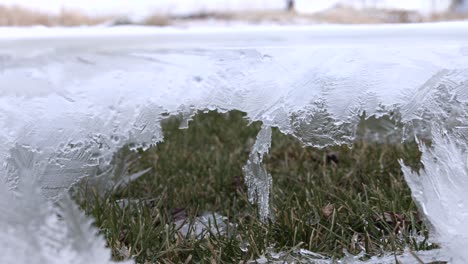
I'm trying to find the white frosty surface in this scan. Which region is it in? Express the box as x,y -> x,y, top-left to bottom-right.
0,23 -> 468,263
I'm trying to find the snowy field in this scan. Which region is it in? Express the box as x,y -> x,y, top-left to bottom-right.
1,21 -> 468,263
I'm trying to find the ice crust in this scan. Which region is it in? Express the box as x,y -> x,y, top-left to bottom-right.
1,24 -> 468,263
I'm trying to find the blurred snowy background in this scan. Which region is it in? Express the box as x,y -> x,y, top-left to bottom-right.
0,0 -> 467,26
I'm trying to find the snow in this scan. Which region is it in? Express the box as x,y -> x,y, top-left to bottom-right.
0,23 -> 468,263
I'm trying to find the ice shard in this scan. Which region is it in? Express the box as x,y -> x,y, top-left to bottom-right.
243,125 -> 272,221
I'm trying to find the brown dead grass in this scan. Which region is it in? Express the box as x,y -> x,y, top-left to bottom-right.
142,14 -> 170,26
0,4 -> 467,27
312,5 -> 468,24
0,5 -> 112,26
172,10 -> 299,24
426,11 -> 468,22
169,6 -> 468,25
310,6 -> 418,24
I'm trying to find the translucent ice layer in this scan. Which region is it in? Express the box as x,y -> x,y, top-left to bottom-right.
0,23 -> 468,263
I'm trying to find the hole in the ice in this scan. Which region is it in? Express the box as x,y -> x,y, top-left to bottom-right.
73,110 -> 436,262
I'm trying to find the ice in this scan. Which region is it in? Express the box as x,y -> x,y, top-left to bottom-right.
401,130 -> 468,263
399,71 -> 468,263
0,170 -> 130,264
0,23 -> 468,262
251,248 -> 450,263
243,125 -> 272,221
174,212 -> 232,239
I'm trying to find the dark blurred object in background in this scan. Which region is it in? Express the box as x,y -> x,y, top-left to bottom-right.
451,0 -> 468,12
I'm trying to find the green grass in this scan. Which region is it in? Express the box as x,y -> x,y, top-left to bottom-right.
76,110 -> 434,263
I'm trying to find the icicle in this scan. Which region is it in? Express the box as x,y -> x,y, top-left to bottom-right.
243,125 -> 273,221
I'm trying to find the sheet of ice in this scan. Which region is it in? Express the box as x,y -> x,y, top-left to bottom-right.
0,23 -> 468,263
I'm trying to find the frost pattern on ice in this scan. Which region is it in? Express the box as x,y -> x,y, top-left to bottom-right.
0,172 -> 130,264
243,125 -> 272,221
398,72 -> 468,263
0,24 -> 468,263
401,137 -> 460,263
401,131 -> 468,263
